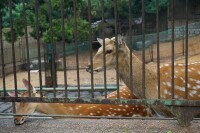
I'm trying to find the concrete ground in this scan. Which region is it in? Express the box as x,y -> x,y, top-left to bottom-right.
0,118 -> 200,133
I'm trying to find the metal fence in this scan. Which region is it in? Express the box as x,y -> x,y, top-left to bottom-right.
0,0 -> 200,127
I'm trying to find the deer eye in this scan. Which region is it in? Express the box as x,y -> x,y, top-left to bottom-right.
106,50 -> 112,54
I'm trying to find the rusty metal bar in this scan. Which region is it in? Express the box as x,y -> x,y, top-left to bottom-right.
171,0 -> 175,99
22,0 -> 31,97
48,0 -> 56,98
35,0 -> 43,97
61,0 -> 68,98
142,0 -> 146,98
88,0 -> 94,98
185,0 -> 189,99
114,0 -> 120,98
0,9 -> 6,96
156,0 -> 161,99
101,0 -> 107,98
73,0 -> 81,97
1,97 -> 200,106
128,0 -> 133,94
9,0 -> 18,97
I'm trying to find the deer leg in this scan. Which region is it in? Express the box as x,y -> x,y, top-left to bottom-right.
170,106 -> 200,127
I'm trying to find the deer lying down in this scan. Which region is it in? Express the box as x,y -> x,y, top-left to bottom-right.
8,79 -> 152,125
86,35 -> 200,117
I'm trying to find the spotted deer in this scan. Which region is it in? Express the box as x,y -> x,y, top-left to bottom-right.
8,79 -> 152,125
86,35 -> 200,117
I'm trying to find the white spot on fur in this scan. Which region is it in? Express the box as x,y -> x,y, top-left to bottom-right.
192,85 -> 200,90
180,77 -> 185,83
164,89 -> 168,94
175,85 -> 185,91
174,95 -> 179,99
191,68 -> 195,70
177,64 -> 184,66
198,71 -> 200,75
189,78 -> 200,84
166,82 -> 171,87
190,90 -> 197,96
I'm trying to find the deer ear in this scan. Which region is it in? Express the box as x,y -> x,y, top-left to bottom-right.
22,78 -> 36,93
97,38 -> 103,46
7,92 -> 22,97
117,34 -> 123,46
7,92 -> 16,97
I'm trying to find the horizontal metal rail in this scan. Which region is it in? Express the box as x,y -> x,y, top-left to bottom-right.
0,85 -> 121,92
0,97 -> 200,107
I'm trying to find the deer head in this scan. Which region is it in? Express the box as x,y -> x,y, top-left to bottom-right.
7,79 -> 39,125
86,35 -> 130,73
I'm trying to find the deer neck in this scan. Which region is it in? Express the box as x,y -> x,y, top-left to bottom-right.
117,47 -> 158,99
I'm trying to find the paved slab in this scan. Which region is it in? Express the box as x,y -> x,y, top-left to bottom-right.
0,118 -> 200,133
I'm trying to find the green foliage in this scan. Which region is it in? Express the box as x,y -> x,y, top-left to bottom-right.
90,0 -> 169,20
1,2 -> 25,43
146,0 -> 169,13
1,0 -> 169,43
43,17 -> 89,43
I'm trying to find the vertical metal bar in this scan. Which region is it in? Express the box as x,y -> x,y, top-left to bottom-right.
128,0 -> 133,94
73,0 -> 80,98
114,0 -> 120,98
182,27 -> 185,56
22,0 -> 31,97
171,0 -> 175,99
0,9 -> 6,96
48,0 -> 56,98
156,0 -> 161,99
8,0 -> 17,115
142,0 -> 146,98
185,0 -> 189,99
88,0 -> 94,98
9,0 -> 18,97
35,0 -> 43,97
101,0 -> 107,98
61,0 -> 68,98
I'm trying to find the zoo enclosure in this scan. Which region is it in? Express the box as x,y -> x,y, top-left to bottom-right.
0,0 -> 200,127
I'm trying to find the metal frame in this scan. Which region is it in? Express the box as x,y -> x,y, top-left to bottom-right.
0,0 -> 200,126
